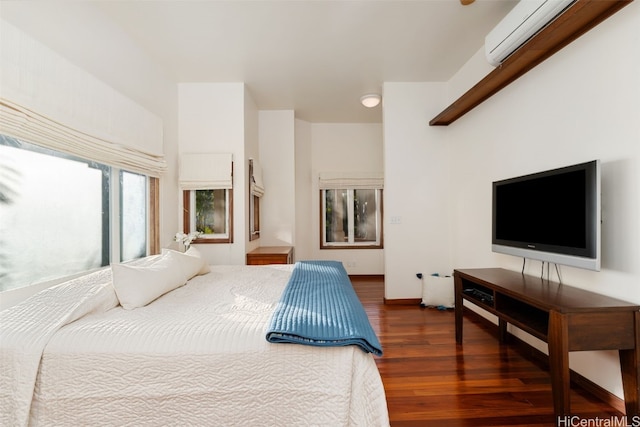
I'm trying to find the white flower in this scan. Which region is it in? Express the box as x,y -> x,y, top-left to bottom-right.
174,231 -> 202,248
186,231 -> 202,244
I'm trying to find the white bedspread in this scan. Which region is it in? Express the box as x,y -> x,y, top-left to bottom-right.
1,264 -> 389,427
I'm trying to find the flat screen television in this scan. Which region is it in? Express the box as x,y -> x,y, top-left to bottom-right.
492,160 -> 600,271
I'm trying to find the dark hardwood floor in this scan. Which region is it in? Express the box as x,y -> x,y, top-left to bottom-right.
351,276 -> 626,427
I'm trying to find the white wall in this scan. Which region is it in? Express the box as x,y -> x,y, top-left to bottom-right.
259,111 -> 296,249
294,119 -> 314,261
244,90 -> 260,255
306,123 -> 384,274
443,1 -> 640,399
382,83 -> 452,299
178,83 -> 248,264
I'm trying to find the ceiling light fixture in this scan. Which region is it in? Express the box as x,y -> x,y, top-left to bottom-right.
360,94 -> 381,108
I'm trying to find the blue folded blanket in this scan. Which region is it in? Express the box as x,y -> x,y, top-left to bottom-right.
265,260 -> 383,356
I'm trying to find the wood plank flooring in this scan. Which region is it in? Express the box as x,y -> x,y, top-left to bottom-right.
351,276 -> 626,427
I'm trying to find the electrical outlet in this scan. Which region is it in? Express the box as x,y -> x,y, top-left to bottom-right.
390,216 -> 402,224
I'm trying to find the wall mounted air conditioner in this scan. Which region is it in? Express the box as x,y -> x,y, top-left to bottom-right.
485,0 -> 577,67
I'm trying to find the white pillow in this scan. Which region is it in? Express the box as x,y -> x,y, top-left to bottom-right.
165,248 -> 208,280
421,274 -> 455,308
134,253 -> 164,267
161,247 -> 210,277
112,250 -> 186,310
185,246 -> 211,275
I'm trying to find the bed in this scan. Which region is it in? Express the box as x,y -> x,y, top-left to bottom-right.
0,252 -> 389,427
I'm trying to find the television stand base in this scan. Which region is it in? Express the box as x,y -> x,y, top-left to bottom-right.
454,268 -> 640,418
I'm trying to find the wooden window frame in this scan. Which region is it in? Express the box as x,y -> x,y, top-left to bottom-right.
250,193 -> 260,241
149,177 -> 160,254
182,189 -> 234,244
319,188 -> 384,250
249,159 -> 260,241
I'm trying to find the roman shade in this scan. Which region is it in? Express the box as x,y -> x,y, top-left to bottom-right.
318,172 -> 384,190
250,158 -> 265,197
179,153 -> 233,190
0,100 -> 166,177
0,21 -> 165,177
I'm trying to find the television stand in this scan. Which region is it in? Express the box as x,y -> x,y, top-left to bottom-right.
454,268 -> 640,418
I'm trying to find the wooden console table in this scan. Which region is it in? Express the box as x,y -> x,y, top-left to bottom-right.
246,246 -> 293,265
454,268 -> 640,418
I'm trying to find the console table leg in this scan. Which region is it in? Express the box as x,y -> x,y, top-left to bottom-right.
548,310 -> 571,417
498,319 -> 507,343
455,308 -> 463,344
454,277 -> 463,344
619,311 -> 640,417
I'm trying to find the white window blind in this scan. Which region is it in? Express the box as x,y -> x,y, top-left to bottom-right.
179,153 -> 233,190
318,171 -> 384,190
250,158 -> 265,197
0,100 -> 166,177
0,21 -> 166,177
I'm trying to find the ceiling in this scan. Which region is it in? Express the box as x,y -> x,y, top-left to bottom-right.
0,0 -> 518,123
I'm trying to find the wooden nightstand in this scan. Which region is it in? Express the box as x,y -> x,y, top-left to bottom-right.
246,246 -> 294,265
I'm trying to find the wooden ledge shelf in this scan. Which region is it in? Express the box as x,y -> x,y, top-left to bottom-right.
429,0 -> 633,126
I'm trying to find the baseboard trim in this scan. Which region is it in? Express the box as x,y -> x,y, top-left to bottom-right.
384,297 -> 421,305
348,274 -> 384,281
463,307 -> 626,414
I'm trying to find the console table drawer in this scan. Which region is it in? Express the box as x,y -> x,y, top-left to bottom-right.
566,311 -> 638,351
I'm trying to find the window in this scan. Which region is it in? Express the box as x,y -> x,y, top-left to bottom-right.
321,188 -> 383,249
319,171 -> 384,249
120,171 -> 148,262
249,158 -> 263,241
250,193 -> 260,240
0,134 -> 154,292
182,189 -> 233,243
179,153 -> 234,244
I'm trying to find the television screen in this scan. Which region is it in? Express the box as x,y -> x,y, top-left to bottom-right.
492,160 -> 600,271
